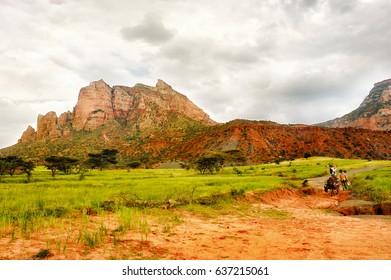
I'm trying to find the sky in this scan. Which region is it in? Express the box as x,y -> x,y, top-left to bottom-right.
1,0 -> 391,148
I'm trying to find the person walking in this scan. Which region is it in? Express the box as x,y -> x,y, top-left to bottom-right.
328,164 -> 337,176
339,170 -> 348,190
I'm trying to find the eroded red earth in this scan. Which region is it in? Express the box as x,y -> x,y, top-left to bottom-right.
1,185 -> 390,260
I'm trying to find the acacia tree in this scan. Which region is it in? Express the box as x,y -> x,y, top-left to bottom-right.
0,156 -> 35,182
4,156 -> 25,176
195,155 -> 221,174
45,156 -> 79,177
86,149 -> 119,171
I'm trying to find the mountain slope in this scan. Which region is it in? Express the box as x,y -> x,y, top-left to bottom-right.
318,78 -> 391,130
3,118 -> 391,165
172,120 -> 391,163
1,79 -> 391,165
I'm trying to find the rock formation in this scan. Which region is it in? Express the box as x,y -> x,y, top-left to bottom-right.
18,125 -> 36,143
72,80 -> 114,131
18,79 -> 216,142
318,78 -> 391,130
36,112 -> 62,140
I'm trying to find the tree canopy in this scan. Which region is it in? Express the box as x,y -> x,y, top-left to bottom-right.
195,155 -> 221,174
0,156 -> 35,182
45,156 -> 79,177
86,149 -> 119,171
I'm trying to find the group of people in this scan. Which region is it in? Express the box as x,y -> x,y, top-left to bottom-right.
328,164 -> 350,190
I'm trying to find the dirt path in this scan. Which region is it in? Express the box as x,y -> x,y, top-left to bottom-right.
152,166 -> 391,260
1,166 -> 390,260
153,192 -> 391,260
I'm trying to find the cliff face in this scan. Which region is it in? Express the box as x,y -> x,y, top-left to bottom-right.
18,126 -> 36,143
318,78 -> 391,130
72,80 -> 114,131
18,79 -> 216,141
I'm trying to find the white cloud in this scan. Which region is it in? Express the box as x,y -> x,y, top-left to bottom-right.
0,0 -> 391,148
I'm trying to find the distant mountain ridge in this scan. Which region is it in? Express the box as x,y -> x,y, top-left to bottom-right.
1,79 -> 391,165
317,78 -> 391,130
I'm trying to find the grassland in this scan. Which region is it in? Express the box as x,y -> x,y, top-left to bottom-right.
0,157 -> 390,258
350,166 -> 391,202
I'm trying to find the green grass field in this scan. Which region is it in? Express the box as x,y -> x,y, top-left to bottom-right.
350,166 -> 391,202
0,157 -> 390,246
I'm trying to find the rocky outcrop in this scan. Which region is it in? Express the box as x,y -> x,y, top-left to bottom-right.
18,79 -> 217,142
72,80 -> 114,131
36,112 -> 62,140
18,125 -> 36,143
71,79 -> 216,132
318,78 -> 391,130
58,111 -> 73,137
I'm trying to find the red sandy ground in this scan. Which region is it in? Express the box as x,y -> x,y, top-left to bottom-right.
1,186 -> 390,260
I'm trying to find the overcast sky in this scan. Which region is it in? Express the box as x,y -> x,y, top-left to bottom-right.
1,0 -> 391,148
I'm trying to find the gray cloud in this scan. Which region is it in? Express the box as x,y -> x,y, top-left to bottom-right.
120,13 -> 174,44
1,0 -> 391,148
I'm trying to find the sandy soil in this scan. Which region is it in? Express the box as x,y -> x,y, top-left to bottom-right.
1,170 -> 391,260
156,189 -> 391,260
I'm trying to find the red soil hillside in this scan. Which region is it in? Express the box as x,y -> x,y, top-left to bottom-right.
170,120 -> 391,163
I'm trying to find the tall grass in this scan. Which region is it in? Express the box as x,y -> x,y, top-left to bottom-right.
0,157 -> 390,240
351,167 -> 391,202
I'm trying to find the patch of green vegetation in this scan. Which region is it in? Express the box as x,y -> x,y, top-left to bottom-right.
0,157 -> 390,240
351,167 -> 391,203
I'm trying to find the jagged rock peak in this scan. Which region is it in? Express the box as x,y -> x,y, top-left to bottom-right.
89,79 -> 110,86
36,111 -> 62,140
18,125 -> 36,143
85,79 -> 112,93
156,79 -> 172,90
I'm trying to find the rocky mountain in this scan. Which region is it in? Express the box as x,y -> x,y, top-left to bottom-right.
18,79 -> 216,143
2,79 -> 391,165
318,78 -> 391,130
